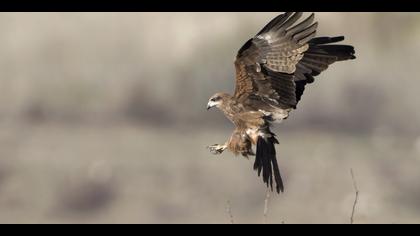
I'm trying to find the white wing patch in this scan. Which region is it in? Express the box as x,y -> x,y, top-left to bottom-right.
258,108 -> 291,123
246,127 -> 274,142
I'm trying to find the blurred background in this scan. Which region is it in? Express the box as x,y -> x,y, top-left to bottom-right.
0,12 -> 419,224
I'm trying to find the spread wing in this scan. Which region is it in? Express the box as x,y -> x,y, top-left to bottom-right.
234,12 -> 356,110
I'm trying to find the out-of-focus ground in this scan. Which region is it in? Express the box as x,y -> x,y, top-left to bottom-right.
0,12 -> 420,223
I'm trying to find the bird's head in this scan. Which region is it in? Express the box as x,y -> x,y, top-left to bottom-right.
207,93 -> 230,110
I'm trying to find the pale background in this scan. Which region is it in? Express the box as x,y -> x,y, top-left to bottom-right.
0,12 -> 419,223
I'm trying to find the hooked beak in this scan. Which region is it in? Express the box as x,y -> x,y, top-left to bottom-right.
207,101 -> 216,110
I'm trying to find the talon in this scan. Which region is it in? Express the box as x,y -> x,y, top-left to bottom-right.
207,144 -> 226,155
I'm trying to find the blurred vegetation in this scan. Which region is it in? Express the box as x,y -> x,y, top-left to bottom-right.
0,13 -> 419,135
0,13 -> 420,134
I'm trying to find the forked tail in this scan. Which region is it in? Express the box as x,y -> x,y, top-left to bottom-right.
253,135 -> 284,193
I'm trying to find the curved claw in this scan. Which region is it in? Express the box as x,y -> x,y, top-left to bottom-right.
207,144 -> 227,155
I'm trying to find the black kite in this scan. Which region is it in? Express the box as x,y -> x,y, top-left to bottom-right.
207,12 -> 356,193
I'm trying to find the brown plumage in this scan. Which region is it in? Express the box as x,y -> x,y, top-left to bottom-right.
207,12 -> 356,194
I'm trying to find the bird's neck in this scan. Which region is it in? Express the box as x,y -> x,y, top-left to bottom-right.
218,97 -> 242,122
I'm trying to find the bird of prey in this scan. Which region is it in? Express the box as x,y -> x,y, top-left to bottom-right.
206,12 -> 356,194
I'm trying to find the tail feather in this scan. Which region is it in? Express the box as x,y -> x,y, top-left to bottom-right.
253,136 -> 284,193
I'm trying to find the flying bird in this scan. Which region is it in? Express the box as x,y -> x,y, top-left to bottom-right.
206,12 -> 355,193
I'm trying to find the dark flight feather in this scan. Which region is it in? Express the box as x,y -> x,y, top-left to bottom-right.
257,12 -> 294,35
293,36 -> 356,103
234,13 -> 355,111
254,136 -> 284,193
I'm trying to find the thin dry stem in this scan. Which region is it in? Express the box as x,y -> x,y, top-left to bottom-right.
226,200 -> 234,224
350,168 -> 359,224
263,189 -> 271,224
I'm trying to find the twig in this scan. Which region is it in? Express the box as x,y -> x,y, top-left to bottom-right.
226,200 -> 234,224
263,189 -> 270,224
350,168 -> 359,224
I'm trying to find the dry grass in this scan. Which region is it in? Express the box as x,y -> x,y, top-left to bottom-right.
225,169 -> 362,224
1,122 -> 420,223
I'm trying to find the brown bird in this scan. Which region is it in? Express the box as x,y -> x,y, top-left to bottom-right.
206,12 -> 355,193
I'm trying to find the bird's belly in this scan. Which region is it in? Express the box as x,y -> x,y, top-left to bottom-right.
245,128 -> 259,144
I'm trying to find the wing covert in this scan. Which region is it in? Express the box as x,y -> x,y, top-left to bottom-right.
233,12 -> 355,110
